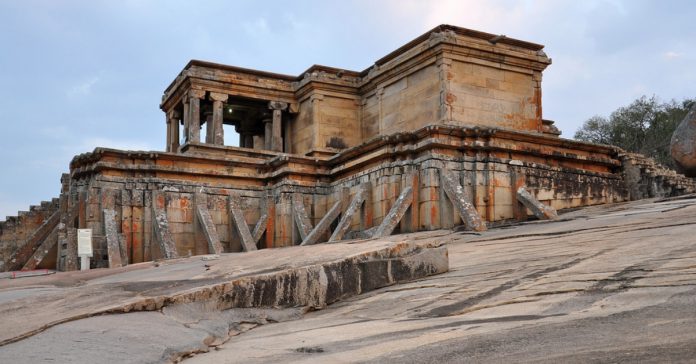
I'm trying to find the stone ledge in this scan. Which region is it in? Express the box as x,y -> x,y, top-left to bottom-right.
0,237 -> 448,346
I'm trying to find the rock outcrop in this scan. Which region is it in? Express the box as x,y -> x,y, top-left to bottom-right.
671,102 -> 696,177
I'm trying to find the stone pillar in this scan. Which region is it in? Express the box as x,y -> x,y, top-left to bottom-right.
242,133 -> 254,148
209,92 -> 227,145
185,89 -> 205,143
235,124 -> 254,149
167,110 -> 180,153
263,116 -> 273,150
204,112 -> 214,144
253,135 -> 264,150
268,101 -> 287,152
166,115 -> 172,152
182,98 -> 190,143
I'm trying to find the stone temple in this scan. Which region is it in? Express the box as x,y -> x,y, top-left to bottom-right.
2,24 -> 695,272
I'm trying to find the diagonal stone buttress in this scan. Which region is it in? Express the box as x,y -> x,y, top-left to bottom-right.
152,193 -> 179,260
104,209 -> 123,268
372,185 -> 414,239
6,209 -> 61,272
229,194 -> 258,252
440,169 -> 487,232
21,223 -> 60,271
251,213 -> 269,244
517,187 -> 558,220
118,233 -> 128,266
195,193 -> 224,254
329,186 -> 367,242
292,194 -> 313,241
300,200 -> 342,246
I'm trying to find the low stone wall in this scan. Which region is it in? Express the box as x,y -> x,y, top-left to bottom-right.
621,152 -> 696,200
0,198 -> 60,271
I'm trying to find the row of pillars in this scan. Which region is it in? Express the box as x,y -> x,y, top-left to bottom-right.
165,90 -> 287,153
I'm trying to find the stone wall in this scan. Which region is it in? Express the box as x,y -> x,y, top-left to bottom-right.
621,152 -> 696,200
0,198 -> 60,271
448,60 -> 542,132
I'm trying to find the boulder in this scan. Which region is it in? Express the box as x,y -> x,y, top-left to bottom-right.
671,102 -> 696,177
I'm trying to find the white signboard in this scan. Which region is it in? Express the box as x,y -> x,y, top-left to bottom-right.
77,229 -> 93,257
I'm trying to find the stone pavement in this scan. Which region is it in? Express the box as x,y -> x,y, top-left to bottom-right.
2,197 -> 696,363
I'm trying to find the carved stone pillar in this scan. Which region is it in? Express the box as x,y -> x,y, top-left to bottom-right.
167,109 -> 180,152
204,112 -> 214,143
209,92 -> 227,145
185,89 -> 205,143
263,116 -> 273,150
268,101 -> 287,152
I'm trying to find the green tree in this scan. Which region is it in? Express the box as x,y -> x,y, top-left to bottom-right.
574,96 -> 694,168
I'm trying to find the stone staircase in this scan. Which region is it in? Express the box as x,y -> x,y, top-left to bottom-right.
0,198 -> 61,272
620,152 -> 696,200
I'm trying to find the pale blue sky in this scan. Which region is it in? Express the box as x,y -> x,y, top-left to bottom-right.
1,0 -> 695,218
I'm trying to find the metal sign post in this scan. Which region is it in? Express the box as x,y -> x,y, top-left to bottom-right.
77,229 -> 93,271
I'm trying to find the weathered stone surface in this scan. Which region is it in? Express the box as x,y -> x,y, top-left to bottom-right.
195,194 -> 224,254
440,169 -> 487,231
118,233 -> 128,266
183,197 -> 696,364
671,102 -> 696,177
372,185 -> 413,238
0,237 -> 448,349
152,203 -> 179,259
517,186 -> 558,220
103,209 -> 123,268
21,224 -> 59,271
229,195 -> 258,252
251,213 -> 268,244
329,186 -> 367,242
64,228 -> 78,271
300,200 -> 342,246
292,194 -> 313,241
620,152 -> 696,200
6,199 -> 696,363
5,210 -> 60,272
